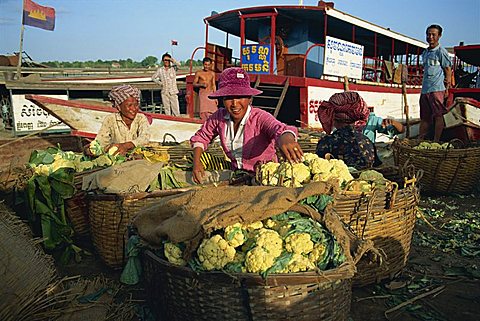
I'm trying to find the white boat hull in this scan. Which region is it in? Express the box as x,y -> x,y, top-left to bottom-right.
26,95 -> 202,142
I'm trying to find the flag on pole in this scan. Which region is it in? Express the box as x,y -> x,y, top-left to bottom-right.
171,40 -> 178,46
22,0 -> 55,31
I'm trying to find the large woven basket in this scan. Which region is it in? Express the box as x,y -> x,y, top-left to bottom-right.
65,168 -> 102,237
88,189 -> 191,268
141,203 -> 364,321
392,138 -> 480,194
334,177 -> 419,286
142,251 -> 352,321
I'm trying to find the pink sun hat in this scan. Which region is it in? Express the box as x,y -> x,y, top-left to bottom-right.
208,67 -> 263,98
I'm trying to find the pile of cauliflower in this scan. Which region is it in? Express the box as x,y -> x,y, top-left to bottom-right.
260,153 -> 354,188
28,146 -> 126,177
413,141 -> 453,150
162,211 -> 346,276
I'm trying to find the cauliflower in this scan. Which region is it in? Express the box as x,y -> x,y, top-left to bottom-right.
330,159 -> 353,186
292,163 -> 311,186
34,164 -> 51,176
107,146 -> 119,156
255,228 -> 283,258
260,162 -> 280,185
245,247 -> 278,273
285,233 -> 314,255
309,243 -> 327,264
347,180 -> 372,193
244,221 -> 263,231
302,152 -> 319,164
414,141 -> 453,150
224,223 -> 246,248
359,170 -> 385,182
309,157 -> 333,175
244,228 -> 283,273
75,160 -> 94,173
89,140 -> 104,156
280,253 -> 316,273
51,158 -> 76,172
164,242 -> 186,266
93,155 -> 113,167
197,234 -> 236,271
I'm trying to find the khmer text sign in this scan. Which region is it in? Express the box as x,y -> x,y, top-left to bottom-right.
324,36 -> 364,79
241,44 -> 271,74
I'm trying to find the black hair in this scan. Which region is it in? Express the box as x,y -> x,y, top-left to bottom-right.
162,52 -> 172,60
202,57 -> 212,63
426,24 -> 443,35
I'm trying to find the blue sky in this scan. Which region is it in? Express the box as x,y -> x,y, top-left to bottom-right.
0,0 -> 479,62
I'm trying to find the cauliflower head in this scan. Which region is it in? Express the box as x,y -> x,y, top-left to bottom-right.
309,157 -> 333,175
292,163 -> 311,185
280,253 -> 316,273
302,152 -> 319,164
255,228 -> 283,258
224,223 -> 246,248
75,160 -> 94,173
164,242 -> 186,266
309,243 -> 328,264
89,140 -> 104,156
197,234 -> 236,271
245,247 -> 278,273
359,170 -> 385,182
285,233 -> 314,255
93,155 -> 113,167
51,158 -> 76,173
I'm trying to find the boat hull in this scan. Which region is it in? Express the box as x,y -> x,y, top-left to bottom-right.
26,95 -> 203,142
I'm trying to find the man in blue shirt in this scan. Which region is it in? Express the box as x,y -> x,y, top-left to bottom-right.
419,24 -> 452,141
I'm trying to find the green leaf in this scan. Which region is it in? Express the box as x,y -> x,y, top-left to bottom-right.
261,252 -> 293,278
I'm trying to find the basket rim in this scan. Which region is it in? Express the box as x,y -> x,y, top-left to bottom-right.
143,249 -> 354,286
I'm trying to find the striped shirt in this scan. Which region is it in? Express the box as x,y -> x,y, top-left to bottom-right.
151,66 -> 179,95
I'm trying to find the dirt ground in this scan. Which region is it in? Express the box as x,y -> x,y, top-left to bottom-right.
350,193 -> 480,321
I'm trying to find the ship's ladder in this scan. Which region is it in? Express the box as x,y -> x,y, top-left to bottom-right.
252,76 -> 289,118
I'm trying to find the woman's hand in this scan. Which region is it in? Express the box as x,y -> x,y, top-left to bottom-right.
83,144 -> 94,157
278,132 -> 303,163
105,142 -> 134,156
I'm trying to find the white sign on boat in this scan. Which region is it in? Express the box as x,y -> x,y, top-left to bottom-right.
11,94 -> 70,134
324,36 -> 364,80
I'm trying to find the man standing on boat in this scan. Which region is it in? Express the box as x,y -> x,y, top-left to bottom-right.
152,53 -> 180,116
193,57 -> 218,121
419,24 -> 452,142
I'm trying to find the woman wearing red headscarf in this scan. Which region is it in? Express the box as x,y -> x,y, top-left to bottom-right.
315,91 -> 376,169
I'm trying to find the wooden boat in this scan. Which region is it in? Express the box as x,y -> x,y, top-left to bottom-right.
443,44 -> 480,142
186,1 -> 428,138
25,95 -> 202,142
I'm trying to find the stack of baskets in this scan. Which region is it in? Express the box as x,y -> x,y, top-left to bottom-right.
88,189 -> 190,268
392,138 -> 480,194
333,176 -> 419,286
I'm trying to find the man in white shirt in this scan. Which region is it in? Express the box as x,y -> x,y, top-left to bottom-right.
151,53 -> 180,116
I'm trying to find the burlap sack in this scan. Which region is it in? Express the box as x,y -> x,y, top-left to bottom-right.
133,181 -> 376,266
82,159 -> 164,193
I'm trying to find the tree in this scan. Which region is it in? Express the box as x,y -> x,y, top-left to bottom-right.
141,56 -> 158,67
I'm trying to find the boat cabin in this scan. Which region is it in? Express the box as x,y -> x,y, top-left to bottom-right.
186,1 -> 427,132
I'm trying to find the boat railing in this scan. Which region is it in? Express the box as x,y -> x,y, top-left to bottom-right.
189,47 -> 206,74
302,44 -> 325,78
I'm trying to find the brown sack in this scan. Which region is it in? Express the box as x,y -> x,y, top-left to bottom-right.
133,182 -> 334,249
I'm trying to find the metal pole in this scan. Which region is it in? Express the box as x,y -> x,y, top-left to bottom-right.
16,25 -> 25,80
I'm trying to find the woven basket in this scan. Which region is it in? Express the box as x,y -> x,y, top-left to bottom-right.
141,203 -> 362,321
334,178 -> 419,286
142,251 -> 352,321
88,189 -> 192,268
65,169 -> 101,237
392,138 -> 480,194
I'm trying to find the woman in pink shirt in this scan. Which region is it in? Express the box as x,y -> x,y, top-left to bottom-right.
190,67 -> 303,183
